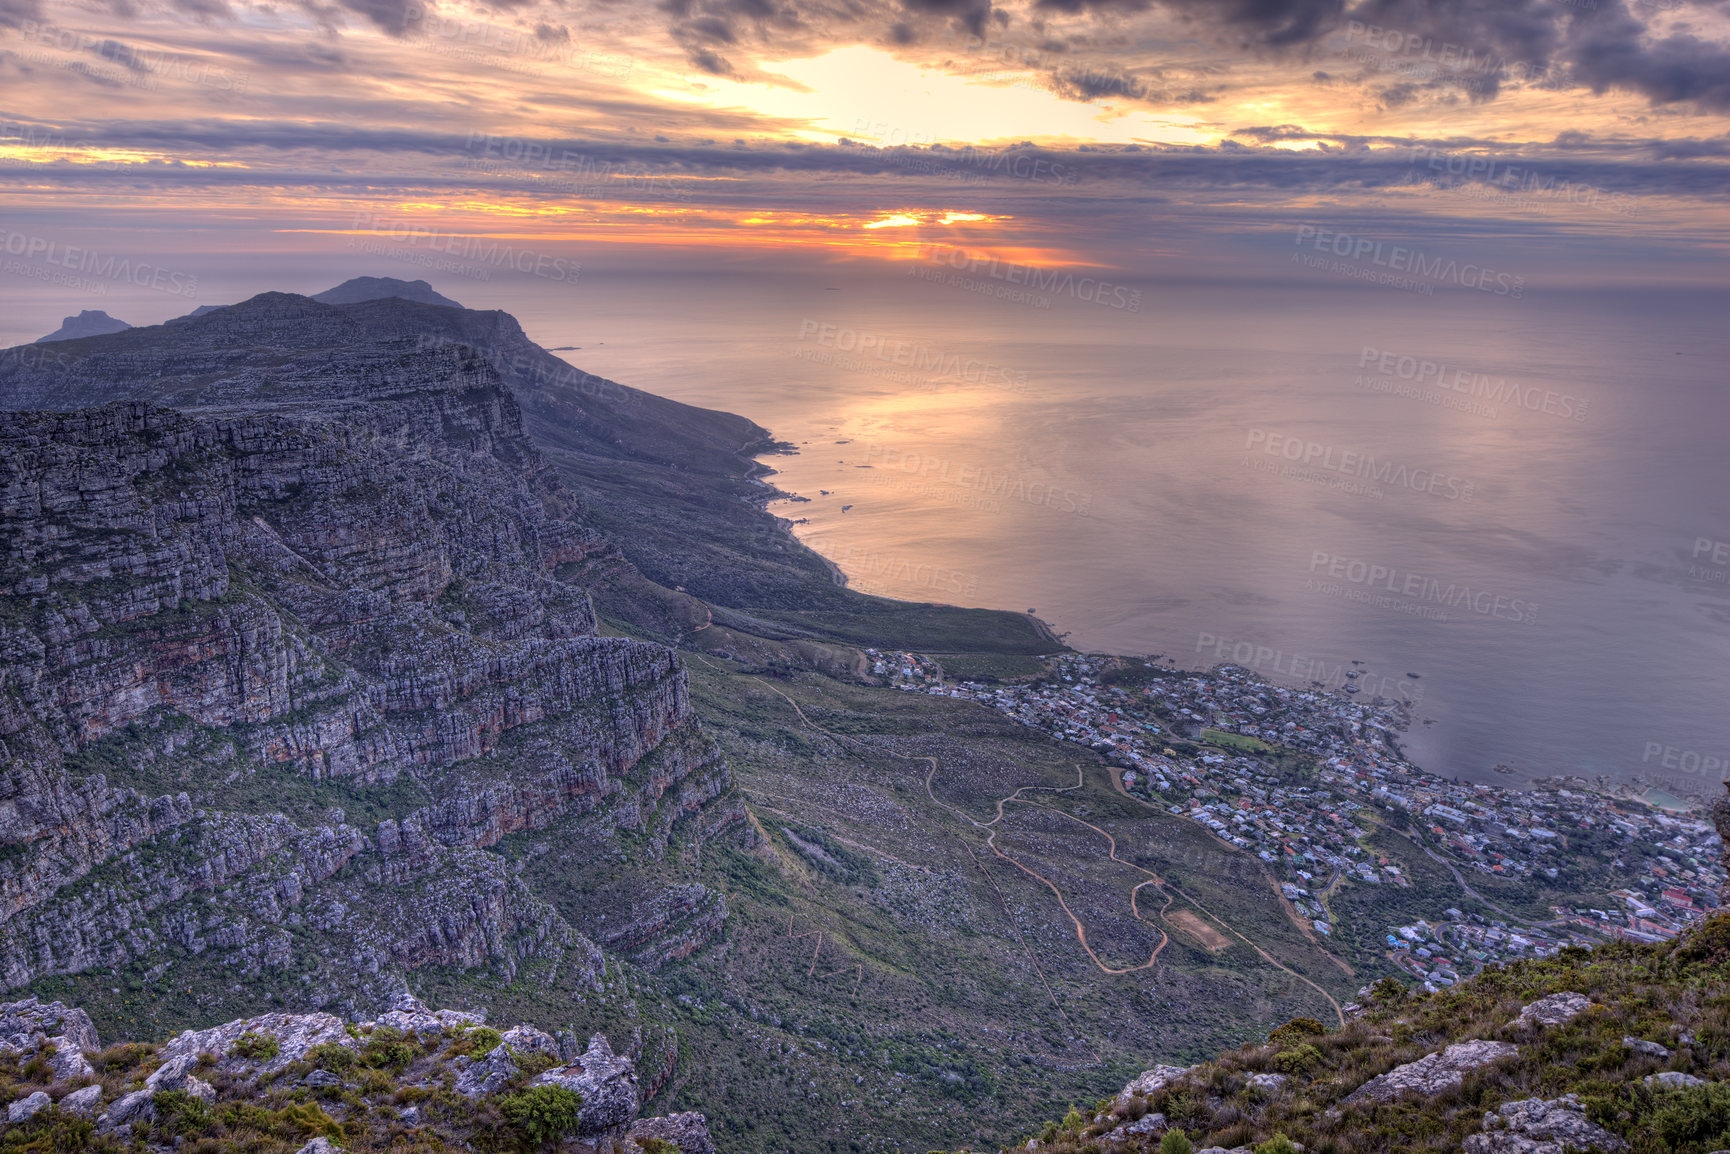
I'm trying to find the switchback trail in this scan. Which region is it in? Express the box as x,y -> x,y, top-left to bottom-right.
1166,882 -> 1345,1027
748,674 -> 1341,1011
746,677 -> 1165,977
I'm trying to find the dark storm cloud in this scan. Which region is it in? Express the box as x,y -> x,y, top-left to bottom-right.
163,0 -> 232,17
1565,0 -> 1730,109
1013,0 -> 1730,112
338,0 -> 422,36
900,0 -> 995,37
1349,0 -> 1562,64
0,0 -> 42,28
1037,0 -> 1345,46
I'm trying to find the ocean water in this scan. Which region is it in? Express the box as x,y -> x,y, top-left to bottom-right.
531,269 -> 1729,791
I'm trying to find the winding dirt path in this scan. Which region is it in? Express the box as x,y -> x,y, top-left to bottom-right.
1108,766 -> 1356,980
1165,883 -> 1344,1027
745,674 -> 1336,1017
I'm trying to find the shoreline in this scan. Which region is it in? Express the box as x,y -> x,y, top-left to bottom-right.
750,444 -> 1069,637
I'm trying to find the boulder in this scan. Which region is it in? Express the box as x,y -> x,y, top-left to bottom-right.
158,1012 -> 354,1075
0,1000 -> 99,1055
99,1088 -> 155,1129
1645,1071 -> 1705,1088
294,1139 -> 344,1154
532,1034 -> 640,1137
372,993 -> 483,1037
1345,1040 -> 1520,1104
46,1036 -> 95,1082
629,1112 -> 717,1154
1106,1112 -> 1167,1140
1114,1064 -> 1193,1105
501,1025 -> 560,1058
145,1053 -> 216,1102
59,1085 -> 104,1117
146,1054 -> 197,1091
1463,1094 -> 1628,1153
7,1091 -> 51,1123
1246,1073 -> 1289,1094
454,1044 -> 519,1098
1515,993 -> 1595,1028
1623,1036 -> 1672,1059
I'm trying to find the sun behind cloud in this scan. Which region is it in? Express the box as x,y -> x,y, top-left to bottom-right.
654,45 -> 1214,148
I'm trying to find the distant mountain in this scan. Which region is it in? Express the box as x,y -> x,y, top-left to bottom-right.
311,276 -> 463,308
34,309 -> 130,343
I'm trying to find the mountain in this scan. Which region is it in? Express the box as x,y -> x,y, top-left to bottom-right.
0,325 -> 737,1072
310,276 -> 464,308
0,287 -> 1055,658
34,310 -> 129,343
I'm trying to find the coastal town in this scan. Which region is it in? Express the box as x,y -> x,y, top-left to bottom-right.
866,648 -> 1725,988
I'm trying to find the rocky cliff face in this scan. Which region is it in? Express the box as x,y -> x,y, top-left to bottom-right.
0,330 -> 737,1011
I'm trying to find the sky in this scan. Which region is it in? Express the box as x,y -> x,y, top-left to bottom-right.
0,0 -> 1727,332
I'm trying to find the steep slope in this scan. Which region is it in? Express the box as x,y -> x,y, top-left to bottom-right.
0,289 -> 1055,654
0,339 -> 735,1021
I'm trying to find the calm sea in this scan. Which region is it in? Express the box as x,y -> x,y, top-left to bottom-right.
531,269 -> 1730,791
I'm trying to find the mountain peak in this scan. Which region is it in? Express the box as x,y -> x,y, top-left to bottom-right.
311,276 -> 463,308
34,310 -> 131,344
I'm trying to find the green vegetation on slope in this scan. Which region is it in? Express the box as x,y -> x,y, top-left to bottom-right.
1003,914 -> 1730,1154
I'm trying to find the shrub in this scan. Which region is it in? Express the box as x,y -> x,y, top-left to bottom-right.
1268,1018 -> 1326,1047
227,1032 -> 279,1062
639,1141 -> 679,1154
1653,1083 -> 1730,1149
1255,1134 -> 1299,1154
513,1049 -> 560,1079
1273,1045 -> 1322,1076
497,1084 -> 584,1149
90,1043 -> 153,1075
272,1101 -> 344,1140
305,1043 -> 357,1073
1158,1129 -> 1193,1154
0,1107 -> 106,1154
212,1099 -> 345,1141
360,1028 -> 417,1072
450,1027 -> 504,1057
152,1089 -> 211,1139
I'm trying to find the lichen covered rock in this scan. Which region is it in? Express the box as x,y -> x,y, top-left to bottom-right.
1345,1040 -> 1520,1104
1463,1094 -> 1628,1153
533,1033 -> 639,1137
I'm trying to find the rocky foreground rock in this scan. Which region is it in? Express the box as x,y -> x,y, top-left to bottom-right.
1463,1094 -> 1628,1153
0,994 -> 711,1153
1342,1039 -> 1520,1105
